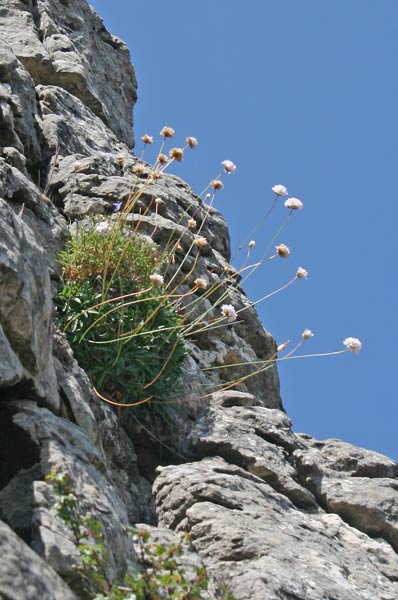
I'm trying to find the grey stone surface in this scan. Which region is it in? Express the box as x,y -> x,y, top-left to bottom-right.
9,401 -> 139,585
155,457 -> 398,600
0,519 -> 76,600
0,191 -> 59,404
1,0 -> 136,146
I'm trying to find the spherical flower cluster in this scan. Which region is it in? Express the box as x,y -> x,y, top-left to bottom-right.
187,218 -> 197,229
150,170 -> 162,180
222,160 -> 237,174
133,164 -> 145,176
169,147 -> 184,162
221,304 -> 237,322
285,197 -> 303,211
276,243 -> 290,258
155,197 -> 163,206
186,136 -> 198,149
272,184 -> 288,196
296,267 -> 308,279
95,221 -> 110,235
343,337 -> 362,354
249,240 -> 256,248
194,236 -> 207,248
210,179 -> 224,191
141,134 -> 153,145
160,126 -> 174,138
302,329 -> 314,340
157,153 -> 168,165
150,273 -> 164,286
194,277 -> 208,290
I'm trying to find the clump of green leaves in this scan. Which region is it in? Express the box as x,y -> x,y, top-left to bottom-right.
47,473 -> 235,600
55,220 -> 186,409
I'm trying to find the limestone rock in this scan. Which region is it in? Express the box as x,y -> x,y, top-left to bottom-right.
155,457 -> 398,600
0,519 -> 76,600
0,190 -> 60,404
1,0 -> 137,146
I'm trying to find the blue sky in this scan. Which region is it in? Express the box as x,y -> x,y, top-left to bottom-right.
90,1 -> 397,460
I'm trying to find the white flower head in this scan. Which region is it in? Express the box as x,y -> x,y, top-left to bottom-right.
150,273 -> 164,286
194,277 -> 208,290
249,240 -> 256,248
272,184 -> 288,196
277,340 -> 290,352
302,329 -> 314,340
343,337 -> 362,354
222,160 -> 237,174
186,136 -> 198,149
187,218 -> 197,229
296,267 -> 308,279
194,236 -> 207,248
95,221 -> 110,235
285,197 -> 303,211
221,304 -> 237,322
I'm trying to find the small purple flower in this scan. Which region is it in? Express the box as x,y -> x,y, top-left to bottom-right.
113,201 -> 123,212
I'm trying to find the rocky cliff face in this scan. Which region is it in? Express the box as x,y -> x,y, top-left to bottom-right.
0,2 -> 397,599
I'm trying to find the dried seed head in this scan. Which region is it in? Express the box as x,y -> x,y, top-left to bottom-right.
296,266 -> 308,279
187,218 -> 197,229
133,164 -> 145,176
150,273 -> 164,286
155,197 -> 163,206
150,170 -> 162,180
302,329 -> 314,340
141,134 -> 153,144
169,147 -> 184,162
186,136 -> 198,149
249,240 -> 256,248
210,179 -> 224,191
275,243 -> 290,258
160,126 -> 175,138
157,153 -> 168,165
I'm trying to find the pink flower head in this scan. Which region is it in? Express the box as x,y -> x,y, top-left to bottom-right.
272,184 -> 288,196
343,337 -> 362,354
222,160 -> 237,174
284,197 -> 303,211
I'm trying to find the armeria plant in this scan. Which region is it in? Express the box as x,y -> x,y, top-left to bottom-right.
55,125 -> 362,417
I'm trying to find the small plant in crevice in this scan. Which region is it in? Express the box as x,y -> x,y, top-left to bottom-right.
55,220 -> 186,413
47,472 -> 236,600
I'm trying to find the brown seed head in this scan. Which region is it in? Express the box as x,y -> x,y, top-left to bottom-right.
275,243 -> 290,258
160,126 -> 175,138
157,153 -> 168,165
169,147 -> 184,162
210,179 -> 224,191
141,134 -> 154,144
